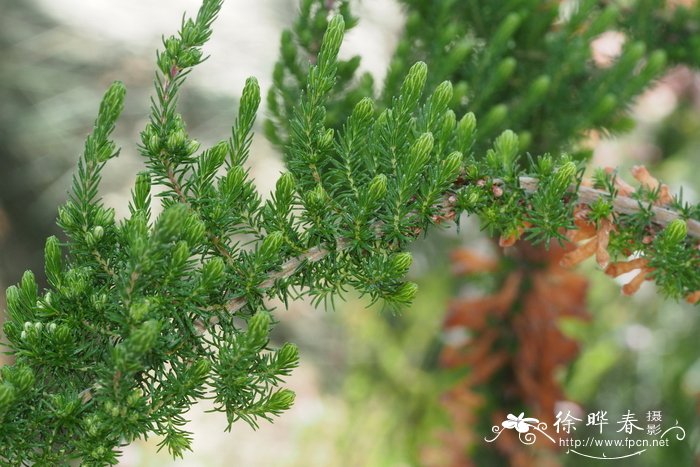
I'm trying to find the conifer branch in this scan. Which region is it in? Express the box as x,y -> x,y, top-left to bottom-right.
2,0 -> 699,464
224,169 -> 699,316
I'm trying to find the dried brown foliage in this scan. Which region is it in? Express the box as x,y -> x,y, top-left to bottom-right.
425,242 -> 588,466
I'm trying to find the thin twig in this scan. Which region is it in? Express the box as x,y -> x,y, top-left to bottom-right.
518,177 -> 700,238
225,237 -> 351,314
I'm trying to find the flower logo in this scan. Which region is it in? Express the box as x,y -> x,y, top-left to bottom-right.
502,412 -> 540,433
486,412 -> 554,445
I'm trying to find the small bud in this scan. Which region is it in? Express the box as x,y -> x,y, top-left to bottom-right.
51,393 -> 79,419
92,226 -> 104,242
326,15 -> 346,48
268,389 -> 295,412
430,81 -> 453,113
85,415 -> 100,437
259,231 -> 284,259
95,141 -> 116,162
305,185 -> 327,209
191,359 -> 211,380
133,172 -> 151,211
12,365 -> 34,392
180,19 -> 197,44
221,166 -> 247,200
496,57 -> 517,81
91,293 -> 107,311
5,286 -> 21,321
390,281 -> 418,304
400,62 -> 428,108
645,50 -> 667,76
389,252 -> 413,277
247,311 -> 271,349
54,325 -> 71,343
99,81 -> 126,123
186,139 -> 201,155
180,48 -> 203,68
165,36 -> 179,56
276,172 -> 296,206
439,110 -> 457,137
20,271 -> 37,302
493,130 -> 519,167
129,300 -> 150,323
367,174 -> 388,205
65,269 -> 87,298
94,207 -> 115,227
591,94 -> 617,122
166,129 -> 187,152
185,217 -> 207,246
664,219 -> 687,244
277,343 -> 299,367
553,161 -> 577,193
58,205 -> 74,231
319,128 -> 334,150
142,123 -> 157,141
0,383 -> 16,413
172,241 -> 190,268
147,134 -> 161,154
128,320 -> 161,356
127,389 -> 143,407
460,189 -> 481,210
442,152 -> 463,182
352,98 -> 374,123
527,75 -> 551,102
625,41 -> 646,63
318,16 -> 345,71
537,156 -> 554,176
201,257 -> 225,287
240,77 -> 261,121
456,113 -> 477,153
410,133 -> 434,168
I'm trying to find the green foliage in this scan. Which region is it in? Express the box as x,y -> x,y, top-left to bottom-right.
381,0 -> 683,155
272,1 -> 697,158
1,0 -> 699,464
266,0 -> 372,146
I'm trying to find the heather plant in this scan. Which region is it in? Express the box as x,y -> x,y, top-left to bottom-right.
1,0 -> 698,465
266,1 -> 700,464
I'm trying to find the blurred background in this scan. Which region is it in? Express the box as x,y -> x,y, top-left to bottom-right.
1,0 -> 700,465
